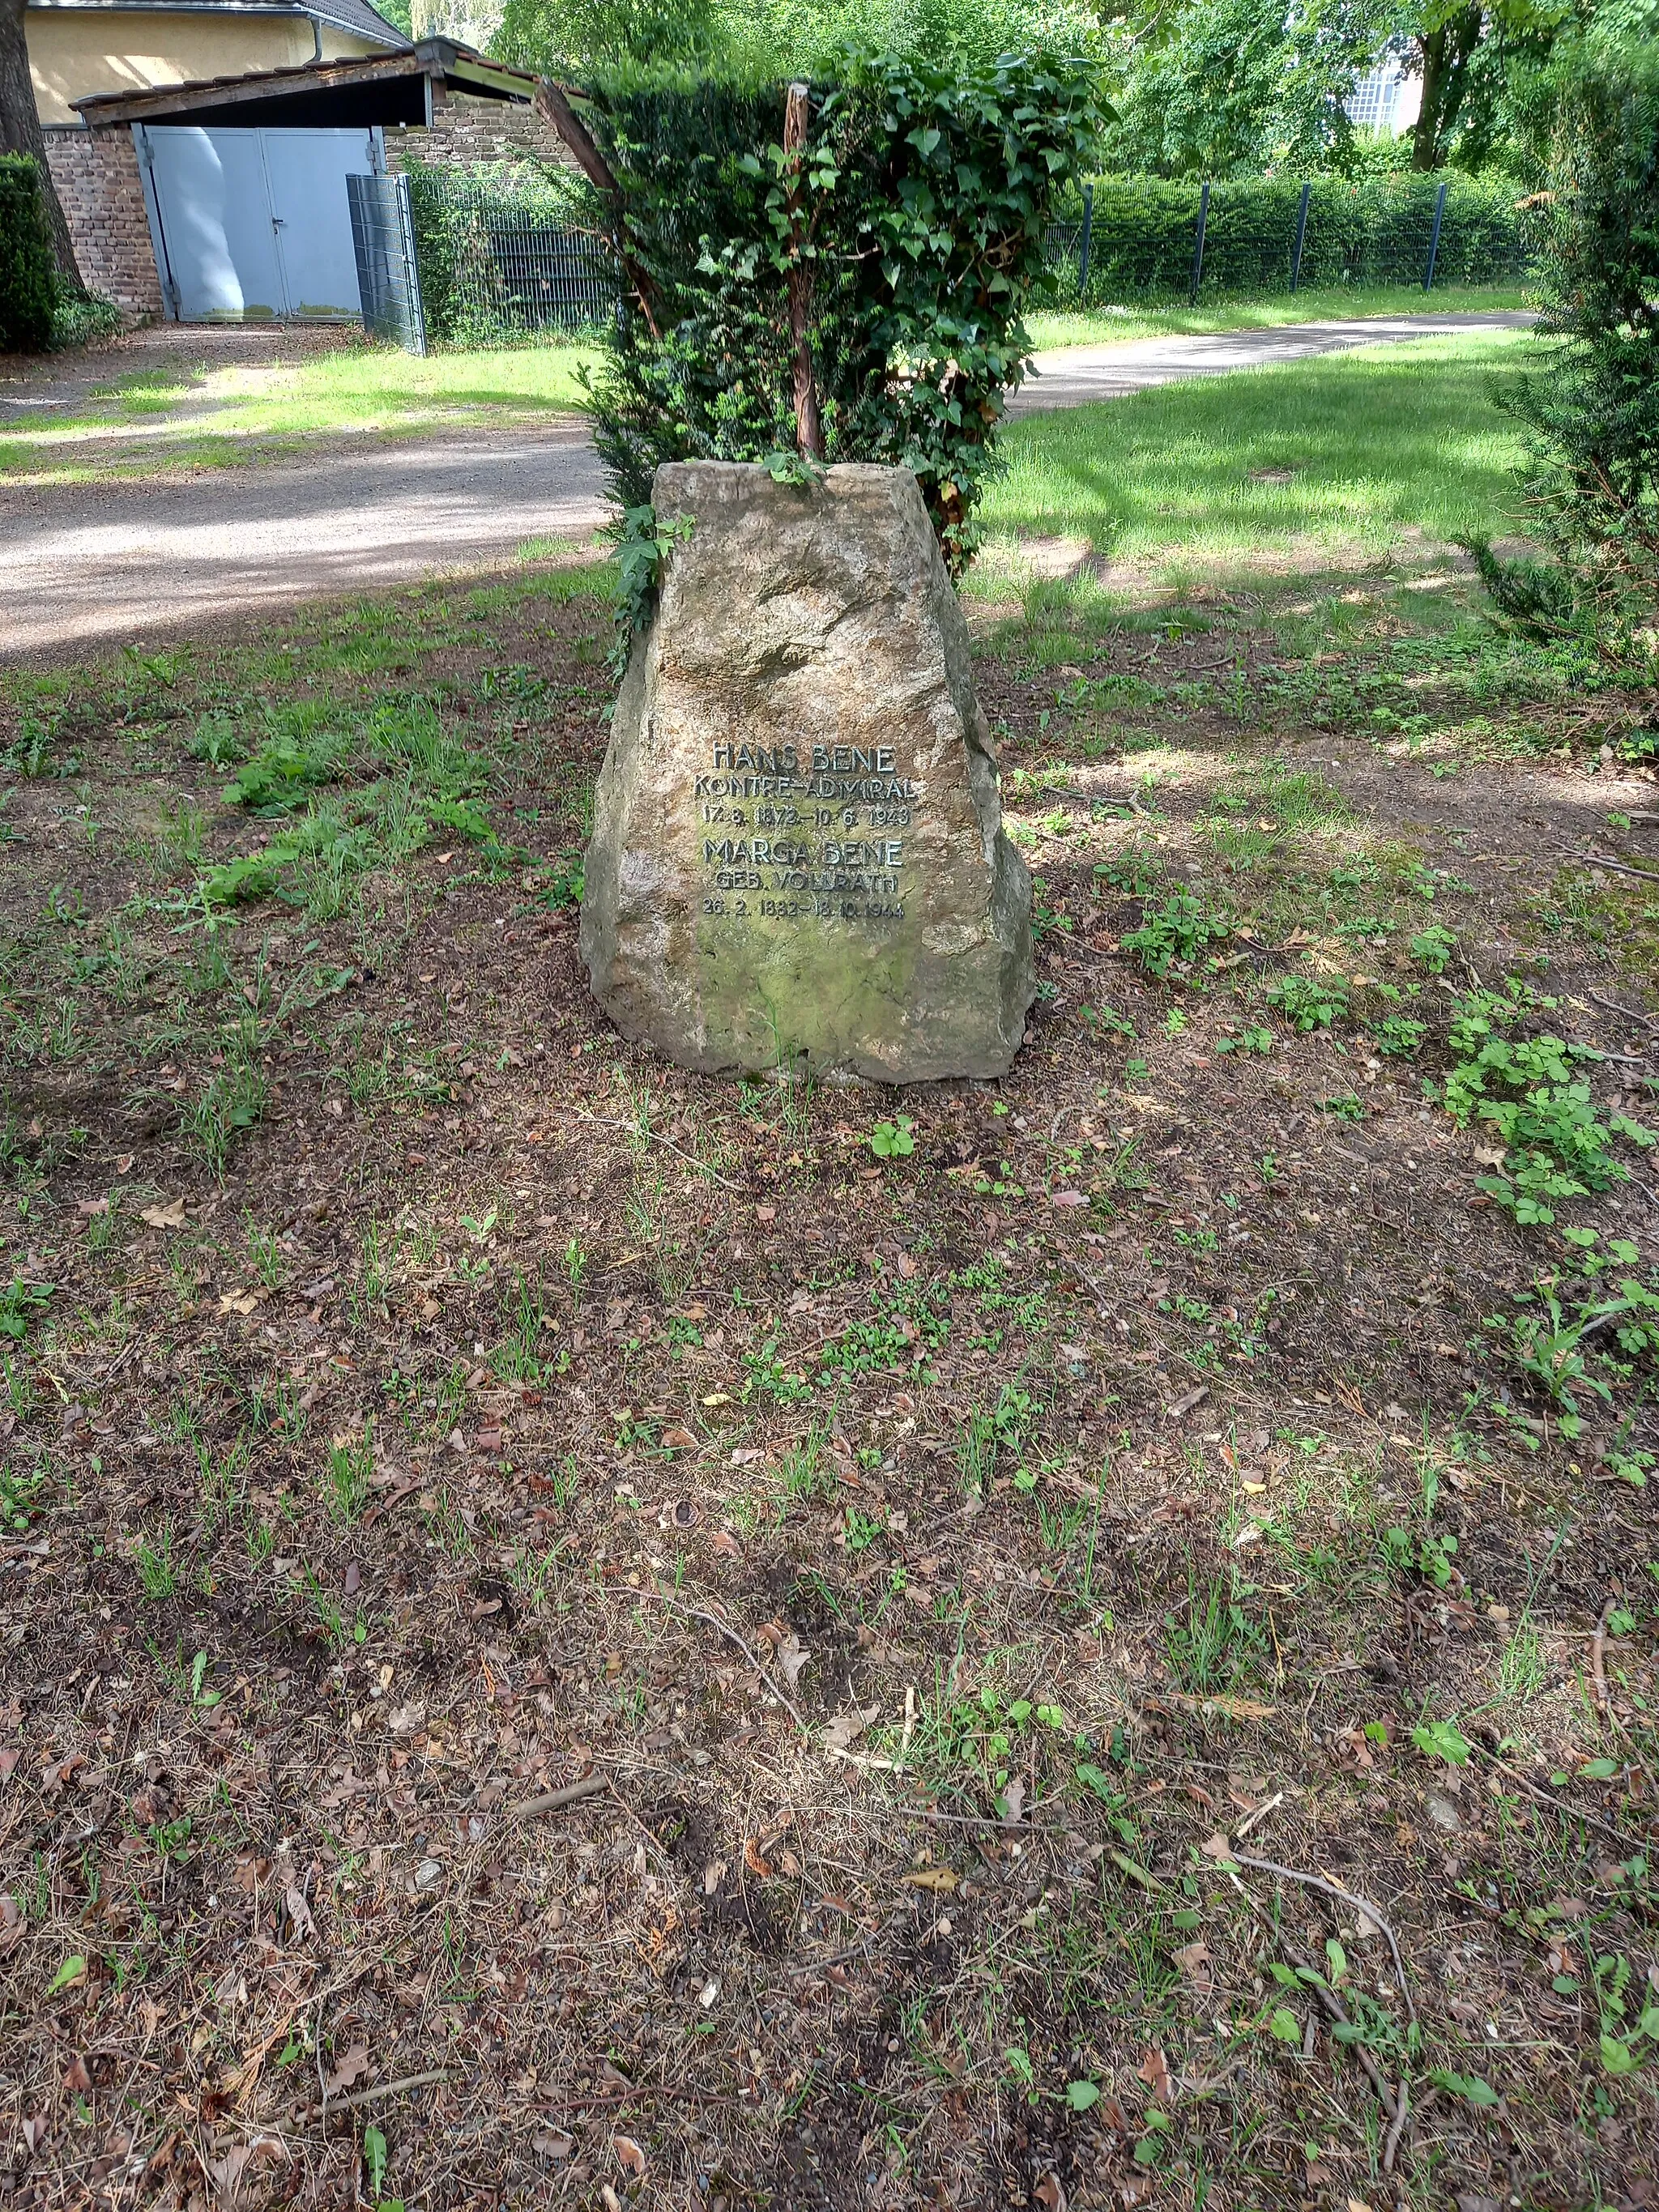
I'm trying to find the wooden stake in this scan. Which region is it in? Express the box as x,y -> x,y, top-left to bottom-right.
534,79 -> 662,340
784,82 -> 825,463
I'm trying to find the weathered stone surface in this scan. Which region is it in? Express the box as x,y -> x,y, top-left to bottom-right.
580,461 -> 1034,1081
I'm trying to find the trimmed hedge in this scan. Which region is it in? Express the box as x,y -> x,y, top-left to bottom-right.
583,54 -> 1102,572
1048,173 -> 1529,304
0,154 -> 58,354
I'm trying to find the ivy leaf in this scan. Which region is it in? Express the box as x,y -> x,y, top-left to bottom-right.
1412,1719 -> 1473,1767
1065,2079 -> 1100,2112
1428,2068 -> 1500,2106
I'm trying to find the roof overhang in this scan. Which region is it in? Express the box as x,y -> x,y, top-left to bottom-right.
31,0 -> 415,53
70,37 -> 536,130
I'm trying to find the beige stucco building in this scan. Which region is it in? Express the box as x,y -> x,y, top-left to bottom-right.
28,0 -> 409,127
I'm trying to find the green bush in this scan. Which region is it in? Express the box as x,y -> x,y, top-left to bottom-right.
1046,171 -> 1527,305
1469,36 -> 1659,662
403,157 -> 599,346
582,49 -> 1102,573
50,288 -> 121,350
0,154 -> 58,354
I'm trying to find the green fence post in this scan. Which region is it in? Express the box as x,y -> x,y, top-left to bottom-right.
1290,181 -> 1311,294
1424,180 -> 1448,292
1189,181 -> 1209,305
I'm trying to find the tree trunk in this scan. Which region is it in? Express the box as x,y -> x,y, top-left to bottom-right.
784,81 -> 824,465
1410,5 -> 1484,173
0,0 -> 83,283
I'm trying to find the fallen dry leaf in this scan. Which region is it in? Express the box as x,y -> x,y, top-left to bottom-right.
21,2113 -> 47,2155
1034,2176 -> 1067,2212
534,2129 -> 574,2159
139,1199 -> 187,1230
1138,2046 -> 1173,2103
615,2134 -> 647,2177
1172,1940 -> 1212,1993
61,2052 -> 92,2095
324,2042 -> 369,2098
660,1427 -> 697,1451
207,2134 -> 288,2203
1169,1691 -> 1276,1722
774,1630 -> 809,1687
824,1703 -> 879,1754
281,1886 -> 316,1942
900,1867 -> 959,1893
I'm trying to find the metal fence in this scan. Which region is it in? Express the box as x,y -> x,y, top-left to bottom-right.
364,169 -> 1521,353
404,171 -> 620,347
346,172 -> 427,355
1042,175 -> 1526,306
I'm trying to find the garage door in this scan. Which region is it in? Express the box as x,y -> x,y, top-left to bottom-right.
136,126 -> 380,323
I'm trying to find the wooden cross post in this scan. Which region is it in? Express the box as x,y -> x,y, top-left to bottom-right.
784,82 -> 826,464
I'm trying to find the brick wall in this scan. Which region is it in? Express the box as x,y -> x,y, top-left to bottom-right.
43,127 -> 164,322
384,87 -> 578,177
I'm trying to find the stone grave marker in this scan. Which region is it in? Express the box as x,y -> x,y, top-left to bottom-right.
580,460 -> 1034,1080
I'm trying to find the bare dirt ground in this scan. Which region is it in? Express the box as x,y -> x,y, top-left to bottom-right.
0,551 -> 1656,2212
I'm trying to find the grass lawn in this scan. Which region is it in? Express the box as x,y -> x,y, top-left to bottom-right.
1,336 -> 1657,2210
980,330 -> 1532,587
1024,279 -> 1530,352
0,336 -> 595,483
1,284 -> 1525,487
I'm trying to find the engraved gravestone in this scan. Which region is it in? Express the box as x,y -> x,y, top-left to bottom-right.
580,460 -> 1034,1080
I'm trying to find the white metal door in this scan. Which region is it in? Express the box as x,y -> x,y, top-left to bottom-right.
139,127 -> 377,323
262,131 -> 378,318
142,127 -> 284,322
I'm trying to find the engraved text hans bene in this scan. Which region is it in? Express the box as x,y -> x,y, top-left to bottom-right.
695,739 -> 915,926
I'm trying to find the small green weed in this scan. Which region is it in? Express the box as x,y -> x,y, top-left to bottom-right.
325,1424 -> 373,1522
1265,971 -> 1347,1031
1121,890 -> 1226,978
869,1117 -> 916,1159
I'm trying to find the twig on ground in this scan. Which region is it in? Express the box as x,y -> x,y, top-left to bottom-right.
510,1775 -> 611,1820
1382,2073 -> 1411,2173
326,2069 -> 455,2113
658,1596 -> 811,1737
1234,1789 -> 1283,1839
1265,1923 -> 1401,2126
1576,852 -> 1659,884
566,1105 -> 746,1193
1230,1852 -> 1416,2025
1473,1748 -> 1632,1841
1590,1599 -> 1613,1715
1589,987 -> 1659,1030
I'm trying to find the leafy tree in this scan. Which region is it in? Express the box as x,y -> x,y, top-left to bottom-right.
498,0 -> 1101,81
497,0 -> 723,76
1107,0 -> 1386,176
1400,0 -> 1573,170
0,0 -> 81,279
1469,27 -> 1659,660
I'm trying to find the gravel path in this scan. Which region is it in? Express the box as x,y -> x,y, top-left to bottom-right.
0,313 -> 1532,661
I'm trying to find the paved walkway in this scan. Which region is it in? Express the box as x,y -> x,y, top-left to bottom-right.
1006,310 -> 1531,412
0,313 -> 1531,660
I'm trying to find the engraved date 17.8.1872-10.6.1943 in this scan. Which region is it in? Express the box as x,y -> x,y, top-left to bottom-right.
695,738 -> 915,927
